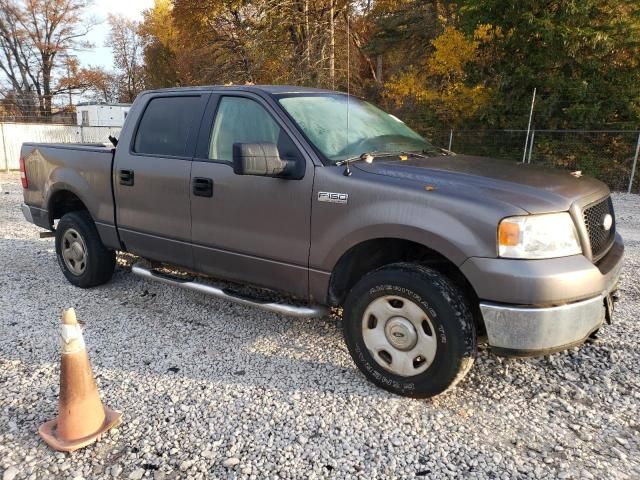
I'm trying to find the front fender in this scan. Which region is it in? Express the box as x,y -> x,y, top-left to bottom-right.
309,166 -> 528,274
311,195 -> 515,274
320,216 -> 478,273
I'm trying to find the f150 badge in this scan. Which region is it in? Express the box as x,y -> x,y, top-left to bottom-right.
318,192 -> 348,204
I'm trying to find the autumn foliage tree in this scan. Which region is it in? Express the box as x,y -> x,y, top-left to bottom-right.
79,67 -> 119,103
384,26 -> 492,130
131,0 -> 639,190
459,0 -> 640,130
1,0 -> 634,134
139,0 -> 179,89
0,0 -> 94,118
107,14 -> 145,103
139,0 -> 361,90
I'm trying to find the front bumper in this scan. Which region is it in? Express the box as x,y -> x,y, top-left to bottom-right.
468,235 -> 623,356
480,295 -> 611,355
461,234 -> 624,305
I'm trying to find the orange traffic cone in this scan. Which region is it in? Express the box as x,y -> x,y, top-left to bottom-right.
38,308 -> 122,451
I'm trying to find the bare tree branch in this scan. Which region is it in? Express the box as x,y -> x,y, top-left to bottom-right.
0,0 -> 92,118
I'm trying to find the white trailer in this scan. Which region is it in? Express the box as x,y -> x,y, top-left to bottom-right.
76,103 -> 131,127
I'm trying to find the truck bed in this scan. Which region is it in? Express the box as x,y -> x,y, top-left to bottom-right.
22,142 -> 114,152
21,142 -> 116,238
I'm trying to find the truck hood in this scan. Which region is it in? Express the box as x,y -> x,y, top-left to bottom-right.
354,155 -> 609,213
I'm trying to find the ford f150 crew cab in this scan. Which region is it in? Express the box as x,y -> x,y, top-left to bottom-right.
20,86 -> 624,398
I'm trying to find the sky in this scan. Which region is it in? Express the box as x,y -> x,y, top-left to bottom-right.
75,0 -> 155,70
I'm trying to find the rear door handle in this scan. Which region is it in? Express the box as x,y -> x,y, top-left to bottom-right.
192,177 -> 213,197
119,169 -> 134,186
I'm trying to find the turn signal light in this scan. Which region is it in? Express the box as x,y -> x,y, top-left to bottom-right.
498,221 -> 520,246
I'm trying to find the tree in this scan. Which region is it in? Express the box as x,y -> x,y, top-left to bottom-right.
202,1 -> 358,87
139,0 -> 180,88
107,14 -> 145,103
78,66 -> 119,103
0,0 -> 93,118
0,89 -> 30,120
362,0 -> 444,91
137,0 -> 364,89
0,0 -> 38,118
134,0 -> 640,136
384,26 -> 491,129
170,0 -> 267,85
139,0 -> 179,89
459,0 -> 640,129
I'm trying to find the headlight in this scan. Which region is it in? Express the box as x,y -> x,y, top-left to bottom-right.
498,212 -> 582,259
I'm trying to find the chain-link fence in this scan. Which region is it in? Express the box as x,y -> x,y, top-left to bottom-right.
2,120 -> 639,194
0,96 -> 78,125
425,129 -> 640,193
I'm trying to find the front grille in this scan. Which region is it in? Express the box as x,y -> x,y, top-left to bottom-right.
583,197 -> 615,260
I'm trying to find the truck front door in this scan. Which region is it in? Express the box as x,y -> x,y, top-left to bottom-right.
189,93 -> 314,298
113,93 -> 209,267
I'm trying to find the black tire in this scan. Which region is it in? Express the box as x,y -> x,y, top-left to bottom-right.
342,263 -> 476,398
55,211 -> 116,288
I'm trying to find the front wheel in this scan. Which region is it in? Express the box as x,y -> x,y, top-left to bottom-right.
342,263 -> 476,398
55,211 -> 116,288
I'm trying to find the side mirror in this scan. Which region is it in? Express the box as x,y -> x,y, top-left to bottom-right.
232,143 -> 293,177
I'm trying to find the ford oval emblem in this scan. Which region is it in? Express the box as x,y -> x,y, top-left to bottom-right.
602,214 -> 613,231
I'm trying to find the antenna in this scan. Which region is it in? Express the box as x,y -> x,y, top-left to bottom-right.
343,3 -> 352,177
346,4 -> 350,148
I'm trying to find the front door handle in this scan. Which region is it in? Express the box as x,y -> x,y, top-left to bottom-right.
192,177 -> 213,197
119,169 -> 134,186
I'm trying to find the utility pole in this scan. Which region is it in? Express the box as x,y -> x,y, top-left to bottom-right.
1,123 -> 8,172
66,58 -> 73,110
527,130 -> 536,164
522,88 -> 536,163
628,131 -> 640,193
67,65 -> 72,107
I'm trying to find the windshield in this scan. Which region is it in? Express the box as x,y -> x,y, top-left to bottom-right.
277,94 -> 435,162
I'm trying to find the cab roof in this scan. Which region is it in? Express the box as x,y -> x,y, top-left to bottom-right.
142,85 -> 344,96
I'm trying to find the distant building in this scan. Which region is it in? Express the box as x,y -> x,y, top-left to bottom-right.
76,103 -> 131,127
50,107 -> 76,125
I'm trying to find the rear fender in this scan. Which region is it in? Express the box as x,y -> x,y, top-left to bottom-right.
46,167 -> 97,223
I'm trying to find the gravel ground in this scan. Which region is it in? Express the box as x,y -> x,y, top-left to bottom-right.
1,171 -> 639,480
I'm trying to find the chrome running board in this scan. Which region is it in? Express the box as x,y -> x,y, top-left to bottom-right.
131,263 -> 328,318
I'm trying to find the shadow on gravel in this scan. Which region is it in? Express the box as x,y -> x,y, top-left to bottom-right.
0,239 -> 384,398
0,235 -> 636,407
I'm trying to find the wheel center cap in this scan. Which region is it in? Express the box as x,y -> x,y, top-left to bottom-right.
71,242 -> 84,260
385,317 -> 418,351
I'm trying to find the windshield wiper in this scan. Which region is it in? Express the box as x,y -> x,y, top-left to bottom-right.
337,151 -> 439,177
336,151 -> 427,167
419,146 -> 455,156
337,152 -> 403,176
400,147 -> 454,157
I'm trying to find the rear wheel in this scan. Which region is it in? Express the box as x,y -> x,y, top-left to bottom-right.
55,211 -> 116,288
342,263 -> 476,398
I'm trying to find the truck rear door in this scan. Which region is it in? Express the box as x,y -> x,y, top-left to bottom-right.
113,92 -> 209,267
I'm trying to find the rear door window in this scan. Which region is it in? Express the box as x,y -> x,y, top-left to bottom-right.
134,96 -> 202,157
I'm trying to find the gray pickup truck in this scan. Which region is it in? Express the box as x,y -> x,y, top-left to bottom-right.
20,85 -> 623,397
